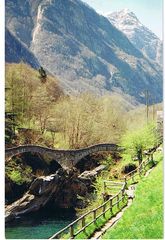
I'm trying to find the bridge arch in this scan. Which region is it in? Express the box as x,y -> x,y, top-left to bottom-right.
5,143 -> 120,169
8,151 -> 63,174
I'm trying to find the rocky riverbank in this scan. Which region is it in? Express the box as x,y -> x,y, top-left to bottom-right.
5,165 -> 106,223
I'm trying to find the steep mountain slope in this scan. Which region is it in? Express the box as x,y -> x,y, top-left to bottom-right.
107,9 -> 163,65
5,0 -> 162,103
5,28 -> 39,68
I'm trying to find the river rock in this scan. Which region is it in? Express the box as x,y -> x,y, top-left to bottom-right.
78,165 -> 106,192
79,165 -> 106,180
29,174 -> 60,196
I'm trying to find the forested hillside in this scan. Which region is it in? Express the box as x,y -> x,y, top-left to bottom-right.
6,63 -> 163,150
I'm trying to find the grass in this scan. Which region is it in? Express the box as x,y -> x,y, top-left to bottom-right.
102,152 -> 163,239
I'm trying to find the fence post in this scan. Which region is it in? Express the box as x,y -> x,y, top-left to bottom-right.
103,182 -> 106,193
122,187 -> 125,202
110,198 -> 113,215
151,153 -> 155,165
93,209 -> 96,224
117,194 -> 119,209
141,163 -> 143,175
144,161 -> 147,173
70,225 -> 74,239
103,204 -> 106,218
132,173 -> 134,182
124,176 -> 127,188
82,216 -> 85,228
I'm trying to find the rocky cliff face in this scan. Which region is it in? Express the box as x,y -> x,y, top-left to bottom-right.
107,9 -> 163,65
5,28 -> 40,68
5,0 -> 163,103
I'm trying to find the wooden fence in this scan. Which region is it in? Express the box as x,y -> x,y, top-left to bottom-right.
123,152 -> 155,184
49,152 -> 155,239
49,181 -> 126,239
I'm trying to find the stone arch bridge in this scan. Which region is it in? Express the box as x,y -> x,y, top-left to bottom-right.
5,143 -> 121,169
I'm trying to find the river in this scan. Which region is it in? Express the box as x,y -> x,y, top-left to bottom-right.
5,208 -> 76,239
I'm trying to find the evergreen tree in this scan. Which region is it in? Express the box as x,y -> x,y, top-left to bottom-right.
39,66 -> 47,83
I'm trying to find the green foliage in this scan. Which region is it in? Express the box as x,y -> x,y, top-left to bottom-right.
92,175 -> 106,200
121,123 -> 159,164
9,170 -> 23,185
6,159 -> 33,185
106,152 -> 138,180
61,151 -> 162,240
101,155 -> 114,167
102,154 -> 163,239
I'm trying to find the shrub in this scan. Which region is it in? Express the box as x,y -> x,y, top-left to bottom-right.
121,163 -> 137,174
9,170 -> 23,185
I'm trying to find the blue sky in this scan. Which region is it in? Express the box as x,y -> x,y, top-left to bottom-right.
82,0 -> 163,39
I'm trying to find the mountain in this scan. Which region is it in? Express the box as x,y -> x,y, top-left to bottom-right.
107,9 -> 163,65
5,0 -> 163,103
5,28 -> 40,69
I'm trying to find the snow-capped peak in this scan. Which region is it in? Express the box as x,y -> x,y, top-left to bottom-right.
122,8 -> 130,13
106,9 -> 162,65
107,8 -> 142,30
118,8 -> 134,16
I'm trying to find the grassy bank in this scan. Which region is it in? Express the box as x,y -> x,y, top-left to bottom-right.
102,152 -> 163,239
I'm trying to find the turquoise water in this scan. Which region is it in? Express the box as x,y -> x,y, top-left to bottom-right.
5,209 -> 76,239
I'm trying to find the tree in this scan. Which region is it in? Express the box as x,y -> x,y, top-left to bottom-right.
99,95 -> 127,143
5,63 -> 37,127
51,94 -> 101,148
51,93 -> 127,149
39,66 -> 47,83
5,63 -> 63,146
121,123 -> 159,165
31,85 -> 52,134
